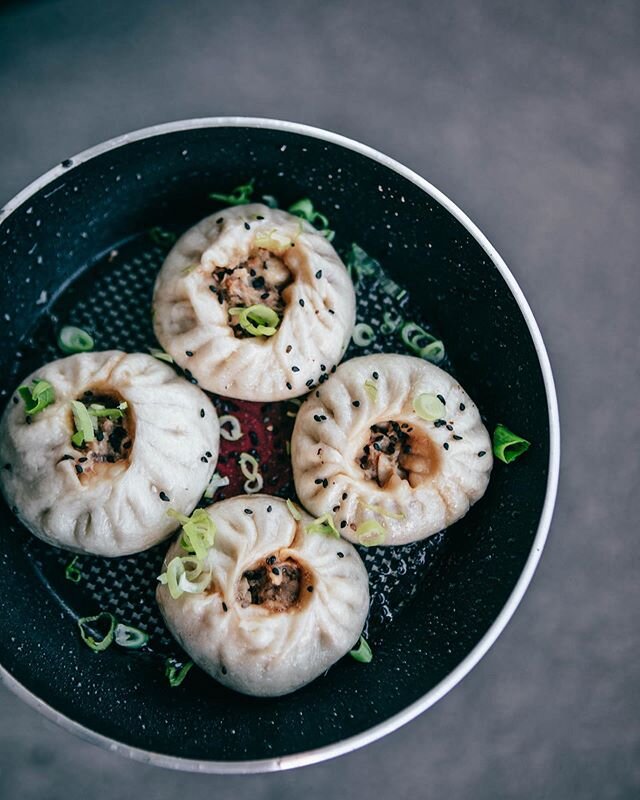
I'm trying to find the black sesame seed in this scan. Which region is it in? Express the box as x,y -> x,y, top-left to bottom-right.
352,400 -> 360,407
244,508 -> 253,515
291,365 -> 300,373
372,371 -> 379,380
315,391 -> 320,397
222,602 -> 228,612
221,666 -> 227,675
96,431 -> 104,441
313,414 -> 322,422
307,585 -> 314,592
186,350 -> 193,357
249,431 -> 258,446
25,416 -> 32,425
328,309 -> 335,315
446,424 -> 454,431
201,456 -> 208,463
460,402 -> 466,411
256,215 -> 264,220
286,345 -> 292,354
61,454 -> 74,461
437,394 -> 446,404
306,379 -> 314,388
267,505 -> 272,512
322,478 -> 328,488
320,364 -> 326,372
252,276 -> 265,289
434,419 -> 446,428
200,408 -> 205,417
340,520 -> 347,529
272,566 -> 280,575
205,450 -> 212,458
216,217 -> 223,223
443,442 -> 449,450
159,491 -> 170,501
75,465 -> 83,474
78,457 -> 88,463
333,505 -> 340,512
209,285 -> 217,293
453,434 -> 463,440
299,298 -> 305,307
478,450 -> 487,457
286,382 -> 292,390
331,365 -> 336,373
314,478 -> 323,485
244,222 -> 250,230
342,492 -> 348,500
337,552 -> 344,558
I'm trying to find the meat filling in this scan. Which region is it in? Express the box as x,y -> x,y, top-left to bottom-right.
358,420 -> 440,489
69,391 -> 133,478
237,556 -> 306,613
210,248 -> 292,338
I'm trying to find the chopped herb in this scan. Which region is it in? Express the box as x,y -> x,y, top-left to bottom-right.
65,556 -> 82,583
219,414 -> 242,441
305,513 -> 340,539
400,321 -> 445,364
412,393 -> 445,422
286,498 -> 302,520
149,347 -> 174,363
149,227 -> 176,246
364,378 -> 378,401
345,243 -> 381,283
70,400 -> 95,447
165,658 -> 193,688
352,323 -> 375,348
114,624 -> 149,649
350,635 -> 373,663
17,379 -> 55,416
167,507 -> 216,562
228,304 -> 280,337
204,471 -> 230,500
261,194 -> 279,208
356,519 -> 386,547
77,612 -> 116,653
287,198 -> 333,240
493,424 -> 531,463
210,179 -> 254,206
58,325 -> 94,354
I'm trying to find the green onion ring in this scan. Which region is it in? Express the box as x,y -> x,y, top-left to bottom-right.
493,423 -> 531,464
350,635 -> 373,663
412,392 -> 446,422
114,624 -> 149,649
352,323 -> 375,348
77,612 -> 116,653
57,325 -> 94,354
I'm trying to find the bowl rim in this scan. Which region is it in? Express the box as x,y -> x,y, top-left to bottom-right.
0,116 -> 560,773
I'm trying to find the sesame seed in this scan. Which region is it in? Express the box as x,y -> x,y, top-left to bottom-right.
459,403 -> 466,411
12,397 -> 18,404
272,566 -> 280,575
186,350 -> 193,357
244,222 -> 250,230
322,478 -> 328,488
79,457 -> 88,463
267,505 -> 272,512
340,520 -> 347,528
478,450 -> 486,457
222,602 -> 228,612
201,456 -> 208,463
75,465 -> 83,474
286,345 -> 292,353
291,366 -> 300,372
256,215 -> 264,220
205,450 -> 212,457
372,371 -> 379,380
434,419 -> 446,428
314,478 -> 324,485
342,492 -> 348,500
352,400 -> 360,407
286,382 -> 292,390
200,409 -> 205,417
443,443 -> 449,450
331,365 -> 336,373
159,491 -> 170,501
244,508 -> 252,514
216,217 -> 223,223
446,424 -> 453,431
337,552 -> 344,558
306,379 -> 314,388
437,394 -> 445,404
320,364 -> 326,372
315,270 -> 322,278
453,434 -> 463,440
314,414 -> 322,422
299,298 -> 305,307
209,285 -> 217,293
307,585 -> 314,592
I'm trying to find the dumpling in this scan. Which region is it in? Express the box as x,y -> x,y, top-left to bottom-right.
156,495 -> 370,697
152,203 -> 355,401
291,354 -> 492,546
0,351 -> 219,556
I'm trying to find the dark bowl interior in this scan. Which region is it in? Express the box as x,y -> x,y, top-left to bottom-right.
0,122 -> 553,768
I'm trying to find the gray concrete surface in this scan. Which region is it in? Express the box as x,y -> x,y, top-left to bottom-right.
0,0 -> 638,797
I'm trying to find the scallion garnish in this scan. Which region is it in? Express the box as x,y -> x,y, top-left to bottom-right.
286,498 -> 302,521
114,624 -> 149,649
219,414 -> 242,441
345,243 -> 382,283
65,556 -> 82,583
228,304 -> 280,337
58,325 -> 94,354
158,555 -> 212,599
378,275 -> 407,302
400,322 -> 445,364
380,310 -> 404,334
350,635 -> 373,663
165,658 -> 193,688
493,424 -> 531,463
149,227 -> 177,246
261,194 -> 279,208
210,179 -> 255,206
17,379 -> 55,416
70,400 -> 95,447
88,401 -> 127,420
167,508 -> 216,562
412,393 -> 446,422
356,519 -> 386,547
149,347 -> 174,363
204,471 -> 230,500
77,612 -> 116,653
357,499 -> 405,520
239,452 -> 263,494
364,378 -> 378,401
352,323 -> 375,348
287,198 -> 334,240
305,513 -> 340,539
254,227 -> 293,252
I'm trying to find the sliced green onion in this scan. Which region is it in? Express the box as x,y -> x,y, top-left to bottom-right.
89,402 -> 126,420
288,198 -> 333,238
350,635 -> 373,663
286,398 -> 302,418
168,507 -> 216,562
149,227 -> 177,246
219,414 -> 242,441
356,519 -> 386,547
286,498 -> 302,521
493,424 -> 531,464
364,378 -> 378,401
412,393 -> 446,422
77,612 -> 116,653
58,325 -> 94,354
305,513 -> 340,539
244,475 -> 264,494
254,227 -> 293,252
204,471 -> 230,500
157,555 -> 212,599
352,323 -> 375,348
165,658 -> 193,688
381,310 -> 404,335
357,499 -> 405,520
114,624 -> 149,649
239,452 -> 260,480
65,556 -> 82,583
400,322 -> 445,364
261,194 -> 279,208
17,379 -> 55,416
70,400 -> 95,446
149,347 -> 174,363
210,179 -> 254,206
345,243 -> 382,283
181,263 -> 200,276
228,304 -> 280,337
379,275 -> 407,302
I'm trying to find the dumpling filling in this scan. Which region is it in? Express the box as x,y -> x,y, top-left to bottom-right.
358,420 -> 441,489
209,248 -> 292,338
237,555 -> 309,612
68,390 -> 133,479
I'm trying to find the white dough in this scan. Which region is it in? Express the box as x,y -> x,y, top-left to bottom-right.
156,495 -> 370,697
152,204 -> 355,401
292,354 -> 492,546
0,351 -> 219,556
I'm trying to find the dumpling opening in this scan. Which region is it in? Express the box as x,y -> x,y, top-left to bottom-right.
210,248 -> 293,338
69,388 -> 134,481
357,419 -> 441,489
236,554 -> 312,613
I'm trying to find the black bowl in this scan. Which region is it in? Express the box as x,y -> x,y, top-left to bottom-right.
0,119 -> 559,772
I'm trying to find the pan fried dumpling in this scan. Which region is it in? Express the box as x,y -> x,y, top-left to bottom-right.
291,354 -> 492,546
0,351 -> 219,556
152,203 -> 355,401
156,495 -> 369,697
